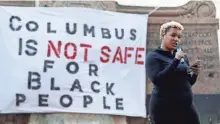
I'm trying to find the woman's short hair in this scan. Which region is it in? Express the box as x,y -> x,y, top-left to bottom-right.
160,21 -> 184,39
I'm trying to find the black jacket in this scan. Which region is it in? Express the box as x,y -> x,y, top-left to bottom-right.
146,47 -> 198,104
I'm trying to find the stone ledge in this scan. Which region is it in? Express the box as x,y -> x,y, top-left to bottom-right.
0,1 -> 35,7
148,17 -> 219,26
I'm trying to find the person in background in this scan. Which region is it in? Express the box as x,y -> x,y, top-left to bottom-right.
146,21 -> 201,124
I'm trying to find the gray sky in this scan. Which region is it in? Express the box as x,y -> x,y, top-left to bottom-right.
117,0 -> 190,7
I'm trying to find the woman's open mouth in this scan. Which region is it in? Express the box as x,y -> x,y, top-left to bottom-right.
172,43 -> 177,47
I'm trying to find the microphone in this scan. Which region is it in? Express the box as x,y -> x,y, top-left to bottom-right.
176,45 -> 194,76
176,45 -> 184,63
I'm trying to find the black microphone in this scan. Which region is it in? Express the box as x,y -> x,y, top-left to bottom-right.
176,45 -> 184,63
177,45 -> 195,76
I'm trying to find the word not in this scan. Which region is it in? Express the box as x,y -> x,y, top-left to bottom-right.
47,40 -> 145,65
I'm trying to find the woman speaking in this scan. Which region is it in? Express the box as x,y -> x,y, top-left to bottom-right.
146,21 -> 201,124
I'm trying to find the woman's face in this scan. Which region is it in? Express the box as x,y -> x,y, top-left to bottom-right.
162,27 -> 182,51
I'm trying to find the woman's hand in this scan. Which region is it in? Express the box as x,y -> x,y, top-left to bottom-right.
189,60 -> 202,75
175,49 -> 186,60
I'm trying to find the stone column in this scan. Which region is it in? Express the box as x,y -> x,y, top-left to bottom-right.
117,0 -> 220,95
117,1 -> 219,124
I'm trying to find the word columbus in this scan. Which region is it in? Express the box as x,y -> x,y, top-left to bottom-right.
9,15 -> 137,41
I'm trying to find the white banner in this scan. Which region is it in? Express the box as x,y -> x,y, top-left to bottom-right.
0,6 -> 148,117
